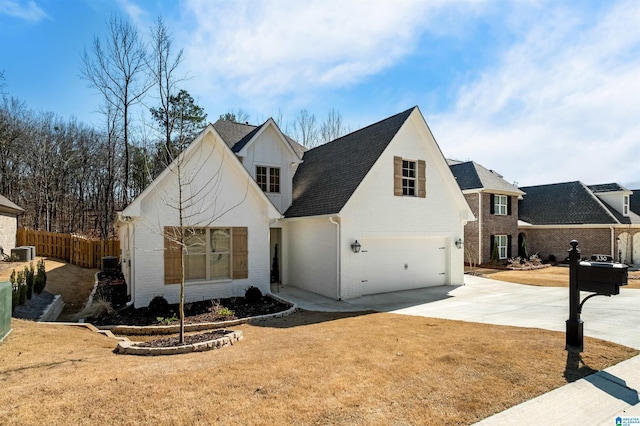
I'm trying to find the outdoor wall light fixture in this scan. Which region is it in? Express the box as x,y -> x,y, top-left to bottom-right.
455,238 -> 464,249
351,240 -> 362,253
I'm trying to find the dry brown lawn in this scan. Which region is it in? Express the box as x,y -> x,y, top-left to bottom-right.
1,312 -> 637,425
0,258 -> 98,320
483,266 -> 640,289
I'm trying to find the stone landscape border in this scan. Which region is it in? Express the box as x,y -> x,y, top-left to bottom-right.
115,330 -> 243,356
97,293 -> 297,335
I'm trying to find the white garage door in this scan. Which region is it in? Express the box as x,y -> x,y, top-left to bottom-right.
360,237 -> 447,296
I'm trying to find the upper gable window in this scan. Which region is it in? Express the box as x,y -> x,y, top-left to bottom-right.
256,166 -> 280,193
493,195 -> 508,215
623,195 -> 630,216
402,160 -> 416,196
394,156 -> 426,198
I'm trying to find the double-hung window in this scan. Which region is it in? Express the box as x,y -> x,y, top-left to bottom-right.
402,160 -> 416,196
623,195 -> 630,216
256,166 -> 280,193
394,156 -> 426,198
494,195 -> 508,215
184,228 -> 231,281
496,235 -> 508,259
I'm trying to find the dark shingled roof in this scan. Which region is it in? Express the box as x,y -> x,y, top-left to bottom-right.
212,119 -> 306,158
448,162 -> 482,190
448,160 -> 523,194
631,190 -> 640,216
518,181 -> 616,225
285,107 -> 415,218
588,183 -> 628,193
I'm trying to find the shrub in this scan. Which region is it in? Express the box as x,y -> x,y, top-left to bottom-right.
148,295 -> 170,317
10,270 -> 18,312
34,258 -> 47,294
24,263 -> 35,300
74,297 -> 115,320
16,270 -> 26,305
490,242 -> 500,264
244,286 -> 263,304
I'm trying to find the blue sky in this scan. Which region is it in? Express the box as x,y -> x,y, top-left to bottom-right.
1,0 -> 638,188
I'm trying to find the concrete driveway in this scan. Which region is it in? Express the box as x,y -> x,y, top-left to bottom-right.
275,274 -> 640,350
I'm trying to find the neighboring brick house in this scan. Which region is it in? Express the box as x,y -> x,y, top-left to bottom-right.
0,194 -> 24,256
448,160 -> 524,265
518,182 -> 640,265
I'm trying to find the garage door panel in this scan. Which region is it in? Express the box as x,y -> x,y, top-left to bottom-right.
361,237 -> 447,295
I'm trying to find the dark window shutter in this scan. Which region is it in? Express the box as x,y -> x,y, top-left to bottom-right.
164,227 -> 181,285
232,227 -> 248,279
490,235 -> 495,252
507,235 -> 513,258
490,194 -> 495,214
507,196 -> 512,216
394,156 -> 403,196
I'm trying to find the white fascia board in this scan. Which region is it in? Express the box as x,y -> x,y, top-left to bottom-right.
236,119 -> 302,163
410,107 -> 475,223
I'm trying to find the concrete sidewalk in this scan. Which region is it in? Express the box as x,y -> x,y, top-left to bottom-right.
272,276 -> 640,425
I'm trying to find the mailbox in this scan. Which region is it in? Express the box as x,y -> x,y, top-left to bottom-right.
577,261 -> 628,295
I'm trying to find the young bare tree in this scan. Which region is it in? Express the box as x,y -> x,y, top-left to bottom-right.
80,15 -> 151,205
149,135 -> 249,343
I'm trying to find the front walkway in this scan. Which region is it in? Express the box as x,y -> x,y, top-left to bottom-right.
273,276 -> 640,425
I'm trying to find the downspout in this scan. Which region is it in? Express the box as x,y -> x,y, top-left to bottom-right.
127,221 -> 135,308
610,226 -> 615,260
478,192 -> 483,263
329,217 -> 341,300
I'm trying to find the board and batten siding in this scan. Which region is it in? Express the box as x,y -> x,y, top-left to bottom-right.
239,125 -> 297,214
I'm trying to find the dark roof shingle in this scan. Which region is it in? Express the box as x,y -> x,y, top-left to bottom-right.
212,119 -> 306,158
518,181 -> 616,225
285,107 -> 415,218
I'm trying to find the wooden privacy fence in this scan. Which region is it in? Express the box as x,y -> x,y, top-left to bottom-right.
16,228 -> 120,269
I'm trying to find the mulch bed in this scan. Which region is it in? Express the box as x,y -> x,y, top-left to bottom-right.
89,295 -> 291,326
134,330 -> 233,348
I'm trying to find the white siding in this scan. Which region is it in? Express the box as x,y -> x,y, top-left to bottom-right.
284,217 -> 338,299
129,132 -> 273,307
0,213 -> 17,254
240,125 -> 297,214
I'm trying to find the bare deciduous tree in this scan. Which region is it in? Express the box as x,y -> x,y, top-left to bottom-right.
80,15 -> 151,205
289,109 -> 319,148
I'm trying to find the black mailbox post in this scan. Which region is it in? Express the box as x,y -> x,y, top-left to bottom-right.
566,240 -> 628,350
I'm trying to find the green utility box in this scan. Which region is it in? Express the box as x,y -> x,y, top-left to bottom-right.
0,281 -> 12,343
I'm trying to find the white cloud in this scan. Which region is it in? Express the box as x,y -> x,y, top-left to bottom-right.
0,0 -> 46,22
179,0 -> 476,108
431,0 -> 640,187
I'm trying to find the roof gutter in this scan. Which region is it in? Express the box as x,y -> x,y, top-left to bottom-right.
329,216 -> 341,300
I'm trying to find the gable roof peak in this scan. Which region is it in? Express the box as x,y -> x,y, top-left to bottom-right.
285,107 -> 416,218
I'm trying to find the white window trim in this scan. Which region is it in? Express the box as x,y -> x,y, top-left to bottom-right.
496,235 -> 508,259
494,195 -> 508,215
184,227 -> 232,283
256,165 -> 281,194
623,195 -> 629,216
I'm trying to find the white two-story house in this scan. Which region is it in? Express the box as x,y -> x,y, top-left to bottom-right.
117,107 -> 473,307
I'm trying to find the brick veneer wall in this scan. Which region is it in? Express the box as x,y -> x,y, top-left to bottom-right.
463,192 -> 520,264
520,228 -> 612,262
